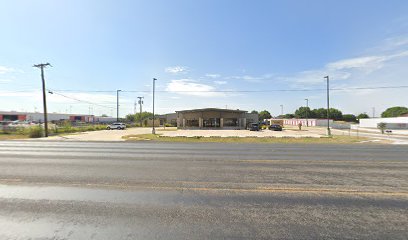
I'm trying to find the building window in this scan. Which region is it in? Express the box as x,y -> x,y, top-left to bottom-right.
186,119 -> 199,127
2,115 -> 19,121
224,118 -> 238,127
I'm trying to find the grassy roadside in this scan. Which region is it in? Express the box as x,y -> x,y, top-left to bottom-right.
0,134 -> 29,140
123,134 -> 370,144
0,124 -> 108,140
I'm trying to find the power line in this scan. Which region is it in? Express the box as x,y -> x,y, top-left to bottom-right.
47,85 -> 408,93
47,89 -> 116,110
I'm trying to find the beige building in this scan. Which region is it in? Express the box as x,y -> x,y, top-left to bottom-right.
174,108 -> 258,129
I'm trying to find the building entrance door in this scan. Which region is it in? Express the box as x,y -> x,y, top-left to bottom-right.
203,118 -> 220,128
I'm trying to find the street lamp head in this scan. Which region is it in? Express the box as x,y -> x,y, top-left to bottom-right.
33,63 -> 52,68
117,89 -> 122,92
324,76 -> 329,80
153,78 -> 157,81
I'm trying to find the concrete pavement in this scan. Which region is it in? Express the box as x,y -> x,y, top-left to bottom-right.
332,128 -> 408,144
0,141 -> 407,239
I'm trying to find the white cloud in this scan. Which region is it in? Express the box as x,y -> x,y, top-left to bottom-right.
214,80 -> 227,85
0,66 -> 15,74
165,79 -> 225,97
0,79 -> 12,83
326,56 -> 387,72
165,66 -> 189,74
226,75 -> 262,83
383,36 -> 408,49
225,74 -> 274,83
0,90 -> 41,98
205,73 -> 220,78
284,49 -> 408,85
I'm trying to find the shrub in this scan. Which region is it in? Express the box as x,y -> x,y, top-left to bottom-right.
29,126 -> 44,138
378,122 -> 387,134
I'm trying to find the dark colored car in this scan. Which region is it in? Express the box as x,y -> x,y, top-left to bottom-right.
249,123 -> 259,131
269,124 -> 283,131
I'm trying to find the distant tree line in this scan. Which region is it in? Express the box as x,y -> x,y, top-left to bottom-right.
251,106 -> 407,123
125,112 -> 154,125
380,106 -> 408,118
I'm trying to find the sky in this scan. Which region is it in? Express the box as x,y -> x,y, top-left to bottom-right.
1,0 -> 408,117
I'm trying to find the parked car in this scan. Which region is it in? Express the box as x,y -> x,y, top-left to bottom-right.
249,123 -> 259,131
107,122 -> 126,130
269,124 -> 283,131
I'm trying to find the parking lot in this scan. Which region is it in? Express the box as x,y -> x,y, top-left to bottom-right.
160,127 -> 322,138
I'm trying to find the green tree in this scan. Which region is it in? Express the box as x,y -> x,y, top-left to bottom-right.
250,110 -> 259,114
329,108 -> 343,120
278,114 -> 295,119
357,113 -> 369,119
381,106 -> 408,118
125,112 -> 153,125
312,108 -> 327,119
294,107 -> 313,118
258,110 -> 271,121
312,108 -> 342,120
101,114 -> 108,117
342,114 -> 357,122
378,122 -> 387,134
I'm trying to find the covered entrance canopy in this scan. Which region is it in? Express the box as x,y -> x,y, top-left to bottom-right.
175,108 -> 258,129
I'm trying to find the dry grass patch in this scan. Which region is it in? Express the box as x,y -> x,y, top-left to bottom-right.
0,134 -> 28,140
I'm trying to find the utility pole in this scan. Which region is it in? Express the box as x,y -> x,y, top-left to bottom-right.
324,76 -> 331,136
305,98 -> 309,127
33,63 -> 51,137
137,96 -> 144,127
152,78 -> 157,134
116,90 -> 122,122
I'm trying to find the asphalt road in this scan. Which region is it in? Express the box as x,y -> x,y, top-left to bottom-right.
0,141 -> 407,239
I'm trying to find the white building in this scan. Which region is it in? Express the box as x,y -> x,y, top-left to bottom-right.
267,118 -> 333,127
359,117 -> 408,129
0,111 -> 116,123
281,118 -> 333,127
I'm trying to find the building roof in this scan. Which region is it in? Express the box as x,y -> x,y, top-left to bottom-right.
175,108 -> 248,114
0,111 -> 94,117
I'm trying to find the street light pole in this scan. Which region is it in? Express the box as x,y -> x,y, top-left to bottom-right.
152,78 -> 157,134
33,63 -> 51,137
305,98 -> 309,127
116,90 -> 122,122
324,76 -> 331,136
137,96 -> 144,127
